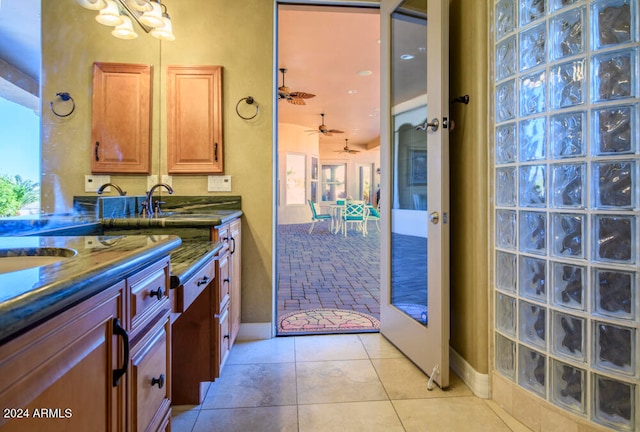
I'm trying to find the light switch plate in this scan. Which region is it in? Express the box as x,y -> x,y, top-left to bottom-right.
146,175 -> 158,191
208,175 -> 231,192
161,175 -> 173,188
84,175 -> 111,193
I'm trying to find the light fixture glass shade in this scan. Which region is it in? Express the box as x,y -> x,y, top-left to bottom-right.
139,2 -> 164,28
112,15 -> 138,39
129,0 -> 153,12
95,0 -> 123,26
150,16 -> 175,41
76,0 -> 107,10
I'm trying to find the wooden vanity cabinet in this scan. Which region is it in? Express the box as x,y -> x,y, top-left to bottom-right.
166,65 -> 224,174
91,62 -> 152,174
0,257 -> 172,432
0,282 -> 125,432
210,217 -> 241,377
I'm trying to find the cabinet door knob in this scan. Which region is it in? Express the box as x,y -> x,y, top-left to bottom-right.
150,287 -> 164,300
151,374 -> 165,389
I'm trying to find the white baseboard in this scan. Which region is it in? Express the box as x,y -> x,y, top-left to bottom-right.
237,322 -> 273,341
449,347 -> 490,399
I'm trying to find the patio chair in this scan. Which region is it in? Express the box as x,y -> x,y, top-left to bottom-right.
342,200 -> 368,237
308,200 -> 332,233
367,202 -> 381,232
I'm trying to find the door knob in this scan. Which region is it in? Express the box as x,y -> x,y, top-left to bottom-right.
417,118 -> 439,132
429,212 -> 440,224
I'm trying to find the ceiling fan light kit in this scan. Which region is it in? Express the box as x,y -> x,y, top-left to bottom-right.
306,113 -> 344,136
334,138 -> 360,154
278,68 -> 316,105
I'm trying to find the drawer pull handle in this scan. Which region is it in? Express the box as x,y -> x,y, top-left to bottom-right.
230,237 -> 236,254
224,334 -> 230,340
197,276 -> 210,286
94,141 -> 100,161
223,278 -> 230,284
112,318 -> 129,387
151,374 -> 165,389
150,287 -> 164,300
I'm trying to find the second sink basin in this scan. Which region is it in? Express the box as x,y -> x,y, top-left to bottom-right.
0,247 -> 77,273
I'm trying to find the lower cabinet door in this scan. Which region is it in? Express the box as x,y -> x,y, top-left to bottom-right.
130,314 -> 171,432
0,285 -> 125,432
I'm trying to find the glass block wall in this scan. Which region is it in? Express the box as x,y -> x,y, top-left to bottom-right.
492,0 -> 639,430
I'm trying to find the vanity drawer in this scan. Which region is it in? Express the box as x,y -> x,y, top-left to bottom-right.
215,305 -> 230,378
131,315 -> 171,432
216,252 -> 230,312
128,258 -> 170,332
175,259 -> 215,313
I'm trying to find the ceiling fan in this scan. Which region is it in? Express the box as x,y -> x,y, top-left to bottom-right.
278,68 -> 315,105
307,113 -> 344,136
334,139 -> 360,154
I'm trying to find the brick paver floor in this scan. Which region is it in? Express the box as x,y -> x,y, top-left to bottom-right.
277,222 -> 380,333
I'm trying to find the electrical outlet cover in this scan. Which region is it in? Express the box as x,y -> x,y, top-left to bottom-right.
208,175 -> 231,192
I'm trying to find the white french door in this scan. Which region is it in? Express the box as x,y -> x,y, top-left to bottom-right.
379,0 -> 450,388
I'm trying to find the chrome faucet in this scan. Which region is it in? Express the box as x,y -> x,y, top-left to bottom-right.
96,183 -> 126,196
142,183 -> 174,217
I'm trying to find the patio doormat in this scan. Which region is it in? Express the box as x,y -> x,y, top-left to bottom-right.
278,308 -> 380,334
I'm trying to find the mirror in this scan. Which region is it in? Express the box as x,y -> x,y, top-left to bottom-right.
390,0 -> 428,325
0,1 -> 163,216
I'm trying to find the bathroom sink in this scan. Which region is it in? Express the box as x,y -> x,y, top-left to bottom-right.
0,247 -> 76,273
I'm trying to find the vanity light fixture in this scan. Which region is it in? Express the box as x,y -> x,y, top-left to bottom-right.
139,1 -> 165,27
77,0 -> 107,10
149,7 -> 175,41
112,15 -> 138,39
95,0 -> 123,26
77,0 -> 175,41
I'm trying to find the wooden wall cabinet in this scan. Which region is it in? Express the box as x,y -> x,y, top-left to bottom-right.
0,257 -> 172,432
91,62 -> 152,174
167,65 -> 224,174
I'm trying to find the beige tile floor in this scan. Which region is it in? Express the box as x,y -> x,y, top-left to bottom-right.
172,334 -> 532,432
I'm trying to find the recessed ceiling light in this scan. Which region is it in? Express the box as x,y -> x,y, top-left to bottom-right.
400,54 -> 415,60
348,89 -> 357,94
357,70 -> 373,76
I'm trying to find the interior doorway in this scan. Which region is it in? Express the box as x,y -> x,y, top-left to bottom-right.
275,3 -> 381,335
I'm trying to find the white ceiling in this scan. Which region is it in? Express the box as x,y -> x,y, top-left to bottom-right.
0,0 -> 40,81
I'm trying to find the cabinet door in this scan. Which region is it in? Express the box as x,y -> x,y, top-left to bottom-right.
0,283 -> 125,432
129,314 -> 171,432
91,62 -> 152,174
229,218 -> 241,345
167,65 -> 223,174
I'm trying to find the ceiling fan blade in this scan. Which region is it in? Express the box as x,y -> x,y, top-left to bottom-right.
327,129 -> 344,134
289,92 -> 315,99
287,97 -> 306,105
324,132 -> 333,136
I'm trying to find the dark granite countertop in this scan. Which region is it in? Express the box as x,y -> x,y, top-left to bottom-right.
0,235 -> 182,344
103,210 -> 243,229
169,241 -> 223,289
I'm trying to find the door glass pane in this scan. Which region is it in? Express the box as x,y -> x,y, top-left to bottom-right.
321,163 -> 346,202
390,3 -> 428,325
358,164 -> 373,202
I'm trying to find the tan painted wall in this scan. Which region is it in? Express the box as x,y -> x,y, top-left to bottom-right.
41,0 -> 274,323
41,0 -> 490,371
448,0 -> 490,374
